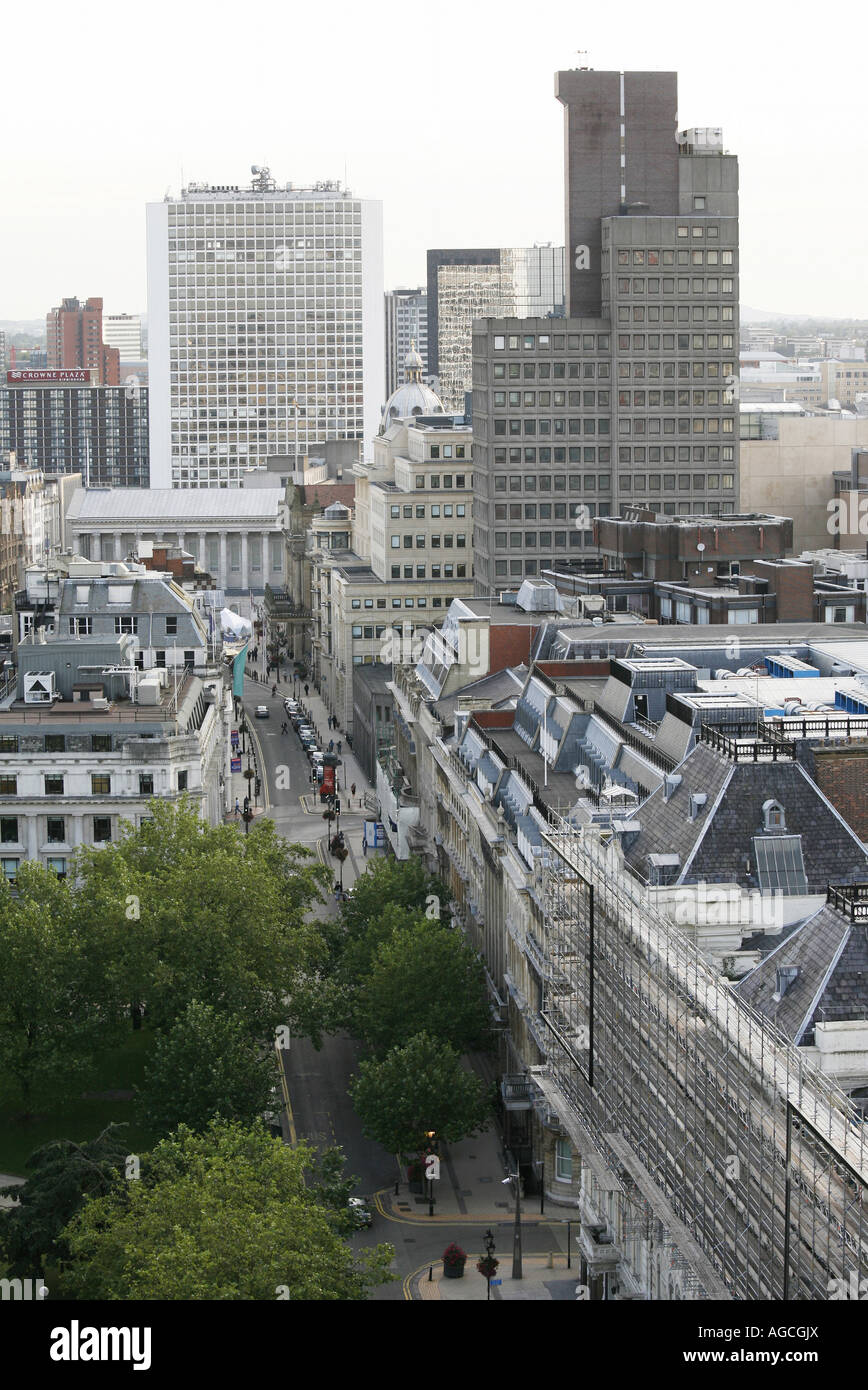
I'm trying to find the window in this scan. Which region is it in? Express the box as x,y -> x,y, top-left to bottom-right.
47,858 -> 67,880
139,774 -> 154,795
178,771 -> 188,792
165,617 -> 178,636
91,774 -> 111,795
68,617 -> 92,636
46,817 -> 65,844
114,616 -> 138,634
1,858 -> 18,881
91,734 -> 112,752
0,775 -> 16,795
555,1138 -> 573,1182
0,816 -> 18,843
93,817 -> 112,843
45,735 -> 65,753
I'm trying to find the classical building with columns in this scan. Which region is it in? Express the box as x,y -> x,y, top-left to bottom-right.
64,487 -> 286,594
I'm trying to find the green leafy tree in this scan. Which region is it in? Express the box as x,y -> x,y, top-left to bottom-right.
0,1124 -> 128,1275
135,1001 -> 277,1136
0,863 -> 109,1111
353,919 -> 491,1056
350,1032 -> 491,1156
338,856 -> 450,946
61,1121 -> 395,1300
306,1146 -> 362,1235
70,801 -> 330,1041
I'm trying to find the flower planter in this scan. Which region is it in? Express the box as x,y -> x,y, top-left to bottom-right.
443,1263 -> 465,1279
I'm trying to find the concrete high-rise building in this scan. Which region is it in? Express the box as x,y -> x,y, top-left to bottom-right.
471,72 -> 739,595
103,313 -> 143,362
46,297 -> 120,386
427,245 -> 565,412
384,288 -> 428,397
146,169 -> 384,489
1,371 -> 148,487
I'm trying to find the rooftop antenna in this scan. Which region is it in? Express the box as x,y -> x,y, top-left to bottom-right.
575,48 -> 592,70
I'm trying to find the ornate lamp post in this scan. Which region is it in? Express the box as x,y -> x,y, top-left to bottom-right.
502,1171 -> 523,1279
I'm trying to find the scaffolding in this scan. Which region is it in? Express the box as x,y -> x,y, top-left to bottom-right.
538,817 -> 868,1300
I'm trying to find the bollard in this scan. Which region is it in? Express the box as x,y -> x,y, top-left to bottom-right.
428,1266 -> 433,1282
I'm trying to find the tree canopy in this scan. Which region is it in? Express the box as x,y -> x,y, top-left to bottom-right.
135,1001 -> 277,1137
353,918 -> 491,1056
69,800 -> 330,1040
61,1121 -> 394,1300
350,1032 -> 491,1156
0,1124 -> 128,1276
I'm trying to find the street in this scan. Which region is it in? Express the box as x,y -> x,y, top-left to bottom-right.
239,675 -> 567,1300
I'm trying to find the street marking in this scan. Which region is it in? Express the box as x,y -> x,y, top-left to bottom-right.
274,1046 -> 297,1146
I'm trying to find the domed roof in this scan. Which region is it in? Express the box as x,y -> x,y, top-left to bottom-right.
380,340 -> 445,432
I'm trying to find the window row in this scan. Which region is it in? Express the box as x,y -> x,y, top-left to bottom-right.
388,565 -> 469,581
491,361 -> 610,381
390,504 -> 467,518
493,419 -> 611,437
389,534 -> 466,549
616,305 -> 735,323
492,448 -> 612,466
493,391 -> 610,408
493,333 -> 610,352
412,474 -> 469,490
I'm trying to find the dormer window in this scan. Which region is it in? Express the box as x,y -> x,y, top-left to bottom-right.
762,799 -> 786,831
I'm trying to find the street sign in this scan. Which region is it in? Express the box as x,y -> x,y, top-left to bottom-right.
489,1278 -> 502,1286
231,730 -> 239,748
230,757 -> 242,773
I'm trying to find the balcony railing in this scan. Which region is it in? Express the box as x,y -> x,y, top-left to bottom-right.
501,1075 -> 535,1111
827,883 -> 868,923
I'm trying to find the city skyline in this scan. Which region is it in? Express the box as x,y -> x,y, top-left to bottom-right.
1,0 -> 866,322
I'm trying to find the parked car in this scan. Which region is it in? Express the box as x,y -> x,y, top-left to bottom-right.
347,1197 -> 373,1229
284,699 -> 299,714
254,705 -> 269,719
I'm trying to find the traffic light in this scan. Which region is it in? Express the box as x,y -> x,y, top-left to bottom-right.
255,778 -> 261,796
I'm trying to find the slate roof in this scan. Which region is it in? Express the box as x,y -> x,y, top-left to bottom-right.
688,762 -> 868,892
737,904 -> 868,1042
623,744 -> 868,891
622,743 -> 732,878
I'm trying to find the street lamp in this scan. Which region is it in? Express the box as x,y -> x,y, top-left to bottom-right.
502,1172 -> 523,1279
483,1228 -> 496,1301
425,1132 -> 436,1217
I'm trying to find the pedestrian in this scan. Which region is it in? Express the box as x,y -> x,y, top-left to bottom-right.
351,783 -> 356,798
362,837 -> 368,856
304,683 -> 309,697
272,683 -> 277,698
328,739 -> 334,752
234,798 -> 240,817
337,741 -> 342,756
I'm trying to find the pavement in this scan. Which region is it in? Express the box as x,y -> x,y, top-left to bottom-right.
232,666 -> 583,1300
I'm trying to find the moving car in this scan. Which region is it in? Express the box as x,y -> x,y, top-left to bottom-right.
255,705 -> 269,719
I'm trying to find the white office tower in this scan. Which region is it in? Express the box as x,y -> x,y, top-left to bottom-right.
103,313 -> 143,361
147,169 -> 384,488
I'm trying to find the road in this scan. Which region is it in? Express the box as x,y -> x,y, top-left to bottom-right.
241,680 -> 409,1296
241,678 -> 567,1298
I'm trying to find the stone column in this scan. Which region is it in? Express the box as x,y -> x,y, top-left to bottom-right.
198,532 -> 208,572
241,532 -> 249,591
219,532 -> 228,590
113,532 -> 123,561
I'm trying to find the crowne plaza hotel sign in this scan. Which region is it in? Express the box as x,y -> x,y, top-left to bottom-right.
6,369 -> 92,384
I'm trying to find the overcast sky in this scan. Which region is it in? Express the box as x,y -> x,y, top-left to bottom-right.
2,0 -> 866,323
